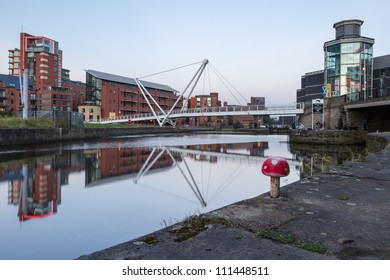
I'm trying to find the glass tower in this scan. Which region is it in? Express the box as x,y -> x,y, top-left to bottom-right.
324,20 -> 374,101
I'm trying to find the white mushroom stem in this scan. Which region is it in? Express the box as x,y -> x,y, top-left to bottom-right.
270,177 -> 280,198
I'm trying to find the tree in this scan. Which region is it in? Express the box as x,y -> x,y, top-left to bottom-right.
233,120 -> 243,129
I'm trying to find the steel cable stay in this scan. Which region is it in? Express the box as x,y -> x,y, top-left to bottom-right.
93,58 -> 304,125
206,157 -> 212,203
134,147 -> 207,207
207,160 -> 250,204
134,181 -> 205,207
208,63 -> 249,105
134,59 -> 250,127
125,146 -> 299,207
208,162 -> 248,204
176,151 -> 207,207
138,60 -> 204,79
134,59 -> 209,127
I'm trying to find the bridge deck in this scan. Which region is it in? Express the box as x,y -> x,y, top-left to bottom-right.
92,104 -> 304,124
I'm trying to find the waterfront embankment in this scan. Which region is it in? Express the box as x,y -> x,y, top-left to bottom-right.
78,132 -> 390,260
0,127 -> 369,146
289,129 -> 367,145
0,127 -> 177,146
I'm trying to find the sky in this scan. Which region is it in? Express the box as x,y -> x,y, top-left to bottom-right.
0,0 -> 389,105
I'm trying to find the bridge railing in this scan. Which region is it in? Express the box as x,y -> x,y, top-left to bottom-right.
93,103 -> 304,123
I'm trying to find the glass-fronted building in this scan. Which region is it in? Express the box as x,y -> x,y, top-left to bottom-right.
324,19 -> 375,101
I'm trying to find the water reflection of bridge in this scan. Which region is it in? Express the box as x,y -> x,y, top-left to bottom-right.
1,140 -> 301,220
167,146 -> 299,165
133,146 -> 300,207
85,142 -> 300,187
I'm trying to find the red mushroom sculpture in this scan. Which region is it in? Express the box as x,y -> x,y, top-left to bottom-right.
261,157 -> 290,198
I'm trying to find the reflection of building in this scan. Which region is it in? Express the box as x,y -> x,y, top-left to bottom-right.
2,150 -> 85,222
184,142 -> 269,161
9,162 -> 60,222
84,141 -> 270,186
85,146 -> 182,186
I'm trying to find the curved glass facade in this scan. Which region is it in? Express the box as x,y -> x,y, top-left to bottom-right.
325,42 -> 373,101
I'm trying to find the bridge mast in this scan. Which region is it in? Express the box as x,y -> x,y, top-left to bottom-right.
161,59 -> 209,126
134,59 -> 209,127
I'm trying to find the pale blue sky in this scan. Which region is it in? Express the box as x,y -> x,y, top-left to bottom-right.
0,0 -> 389,105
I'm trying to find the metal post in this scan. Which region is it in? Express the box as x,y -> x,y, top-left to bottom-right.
23,71 -> 28,120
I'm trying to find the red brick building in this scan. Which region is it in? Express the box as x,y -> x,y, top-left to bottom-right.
8,32 -> 84,113
85,69 -> 182,120
9,33 -> 62,89
186,92 -> 221,127
0,74 -> 36,113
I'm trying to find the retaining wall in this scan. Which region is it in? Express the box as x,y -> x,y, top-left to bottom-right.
0,127 -> 177,146
289,130 -> 367,145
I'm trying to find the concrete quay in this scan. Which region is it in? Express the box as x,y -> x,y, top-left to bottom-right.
78,133 -> 390,260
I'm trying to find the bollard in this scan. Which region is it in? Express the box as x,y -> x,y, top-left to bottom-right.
261,157 -> 290,198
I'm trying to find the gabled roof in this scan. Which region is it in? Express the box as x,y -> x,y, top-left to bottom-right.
85,69 -> 177,93
0,73 -> 33,90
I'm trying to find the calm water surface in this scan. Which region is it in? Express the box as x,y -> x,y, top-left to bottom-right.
0,134 -> 359,259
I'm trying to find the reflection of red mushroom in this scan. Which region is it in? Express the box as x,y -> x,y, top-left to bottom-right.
261,157 -> 290,198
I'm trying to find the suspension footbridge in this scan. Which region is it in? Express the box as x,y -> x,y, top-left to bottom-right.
87,59 -> 304,126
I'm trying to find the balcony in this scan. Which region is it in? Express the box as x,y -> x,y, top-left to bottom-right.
0,101 -> 8,107
0,91 -> 6,99
27,46 -> 48,53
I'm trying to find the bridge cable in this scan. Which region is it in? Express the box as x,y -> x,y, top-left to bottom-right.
209,63 -> 249,105
208,160 -> 249,203
208,65 -> 212,95
209,64 -> 242,105
138,60 -> 204,79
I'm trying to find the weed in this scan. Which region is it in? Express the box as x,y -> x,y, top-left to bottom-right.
257,229 -> 296,244
173,214 -> 232,242
0,116 -> 55,128
143,236 -> 159,244
257,229 -> 327,254
344,145 -> 367,162
299,243 -> 327,254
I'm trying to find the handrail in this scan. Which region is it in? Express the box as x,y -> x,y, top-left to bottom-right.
93,103 -> 304,124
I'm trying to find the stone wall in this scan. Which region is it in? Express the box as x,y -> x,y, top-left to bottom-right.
299,96 -> 390,132
289,130 -> 367,145
325,96 -> 346,130
299,96 -> 346,130
366,132 -> 390,152
0,127 -> 177,146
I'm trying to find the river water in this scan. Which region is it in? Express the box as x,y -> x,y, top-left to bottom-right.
0,133 -> 363,259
